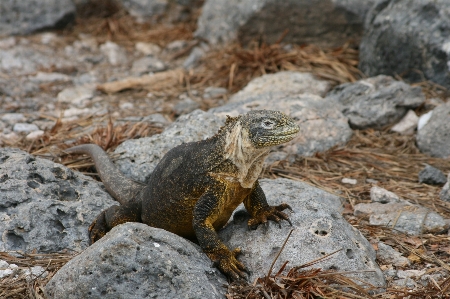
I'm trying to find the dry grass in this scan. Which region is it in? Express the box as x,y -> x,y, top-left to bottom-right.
0,251 -> 77,299
189,42 -> 362,95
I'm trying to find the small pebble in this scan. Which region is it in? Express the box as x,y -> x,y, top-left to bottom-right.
26,130 -> 45,140
1,113 -> 25,124
135,42 -> 161,56
341,178 -> 357,185
13,123 -> 39,133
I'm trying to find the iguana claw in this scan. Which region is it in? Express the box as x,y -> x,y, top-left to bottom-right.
247,203 -> 292,229
208,247 -> 249,281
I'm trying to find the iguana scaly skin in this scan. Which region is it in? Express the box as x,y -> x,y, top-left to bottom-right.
66,110 -> 300,280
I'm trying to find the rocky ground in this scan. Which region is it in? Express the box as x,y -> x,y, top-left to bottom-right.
1,1 -> 450,298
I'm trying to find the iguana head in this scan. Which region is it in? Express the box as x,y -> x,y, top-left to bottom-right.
219,110 -> 299,187
238,110 -> 300,148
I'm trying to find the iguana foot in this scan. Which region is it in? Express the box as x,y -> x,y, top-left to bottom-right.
88,211 -> 108,244
207,247 -> 248,281
248,203 -> 292,229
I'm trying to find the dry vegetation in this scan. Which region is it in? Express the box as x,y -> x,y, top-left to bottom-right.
1,3 -> 450,299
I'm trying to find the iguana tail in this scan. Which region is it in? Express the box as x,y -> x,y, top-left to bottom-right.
65,144 -> 144,204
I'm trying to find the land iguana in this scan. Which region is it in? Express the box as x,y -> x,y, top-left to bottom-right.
66,110 -> 300,280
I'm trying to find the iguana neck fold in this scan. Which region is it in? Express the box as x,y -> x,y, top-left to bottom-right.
216,117 -> 270,188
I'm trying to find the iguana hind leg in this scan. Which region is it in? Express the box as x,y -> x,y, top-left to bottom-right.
89,201 -> 142,244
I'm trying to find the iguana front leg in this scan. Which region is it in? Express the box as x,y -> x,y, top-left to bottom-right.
193,184 -> 248,280
244,181 -> 292,229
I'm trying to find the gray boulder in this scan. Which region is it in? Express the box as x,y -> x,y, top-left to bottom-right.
0,147 -> 116,253
441,174 -> 450,202
416,101 -> 450,158
45,223 -> 227,299
195,0 -> 376,47
326,75 -> 425,129
0,0 -> 75,36
359,0 -> 450,89
418,164 -> 447,185
220,178 -> 385,287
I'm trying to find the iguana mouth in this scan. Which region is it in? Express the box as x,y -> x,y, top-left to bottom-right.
255,132 -> 299,147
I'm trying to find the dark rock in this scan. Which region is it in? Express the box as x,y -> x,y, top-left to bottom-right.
0,147 -> 116,253
326,75 -> 425,129
418,164 -> 447,185
416,101 -> 450,158
220,178 -> 386,288
195,0 -> 376,48
0,0 -> 75,36
45,223 -> 227,299
359,0 -> 450,89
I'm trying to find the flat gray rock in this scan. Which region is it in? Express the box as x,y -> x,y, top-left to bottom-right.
0,148 -> 116,253
195,0 -> 376,47
0,0 -> 75,36
354,200 -> 448,235
228,71 -> 331,103
418,164 -> 447,185
359,0 -> 450,89
326,75 -> 425,129
45,223 -> 227,299
220,178 -> 385,288
416,101 -> 450,158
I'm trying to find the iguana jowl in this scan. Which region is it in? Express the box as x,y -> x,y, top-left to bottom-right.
66,110 -> 300,280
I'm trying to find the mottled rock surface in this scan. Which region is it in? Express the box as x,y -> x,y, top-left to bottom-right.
220,178 -> 385,287
196,0 -> 376,47
360,0 -> 450,89
326,75 -> 425,129
0,148 -> 116,253
0,0 -> 75,36
45,223 -> 227,299
416,101 -> 450,158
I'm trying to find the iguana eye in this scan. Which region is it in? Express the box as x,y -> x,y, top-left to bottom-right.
261,120 -> 275,129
